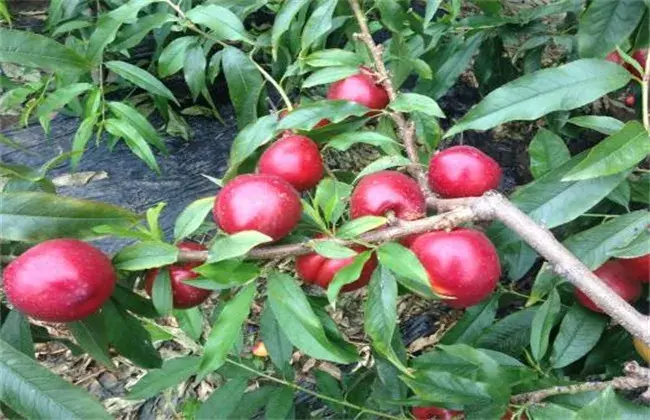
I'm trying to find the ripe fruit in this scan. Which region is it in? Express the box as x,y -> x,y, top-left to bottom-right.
605,49 -> 648,78
326,67 -> 389,110
618,254 -> 650,283
633,337 -> 650,363
213,174 -> 302,241
574,260 -> 641,313
625,94 -> 636,107
144,242 -> 211,309
428,145 -> 502,198
3,239 -> 116,322
410,228 -> 501,308
411,406 -> 461,420
629,49 -> 648,77
350,171 -> 426,221
257,134 -> 324,192
252,341 -> 269,357
296,241 -> 378,292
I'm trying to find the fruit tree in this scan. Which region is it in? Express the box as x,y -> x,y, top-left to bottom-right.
0,0 -> 649,419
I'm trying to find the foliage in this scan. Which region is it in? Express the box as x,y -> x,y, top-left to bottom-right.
1,0 -> 649,419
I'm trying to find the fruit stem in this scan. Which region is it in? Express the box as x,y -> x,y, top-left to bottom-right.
249,57 -> 294,112
224,359 -> 404,420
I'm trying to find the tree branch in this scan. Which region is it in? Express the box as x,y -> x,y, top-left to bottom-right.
347,0 -> 433,197
345,0 -> 650,345
177,205 -> 478,262
511,361 -> 650,404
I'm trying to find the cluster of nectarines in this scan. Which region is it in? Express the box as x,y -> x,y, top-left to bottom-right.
213,67 -> 505,309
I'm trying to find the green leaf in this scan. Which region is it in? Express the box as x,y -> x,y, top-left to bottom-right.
113,241 -> 179,271
563,121 -> 650,181
419,32 -> 485,99
364,266 -> 407,372
609,229 -> 650,258
337,216 -> 387,239
441,293 -> 500,345
314,178 -> 352,225
354,155 -> 413,181
107,102 -> 167,153
303,66 -> 360,88
578,0 -> 646,58
106,61 -> 177,103
259,305 -> 293,375
193,261 -> 259,289
71,117 -> 97,170
576,387 -> 622,419
0,311 -> 33,357
377,242 -> 436,298
530,289 -> 562,362
68,313 -> 113,369
151,268 -> 173,316
446,59 -> 632,137
477,307 -> 538,356
104,118 -> 161,174
607,180 -> 631,209
197,377 -> 248,419
36,83 -> 93,120
0,192 -> 137,242
86,0 -> 157,64
265,387 -> 294,419
326,131 -> 400,152
111,13 -> 175,52
277,100 -> 369,131
225,114 -> 278,179
174,197 -> 215,241
186,4 -> 252,43
103,300 -> 162,368
272,0 -> 310,59
529,128 -> 570,179
529,210 -> 649,303
401,370 -> 498,406
267,272 -> 358,364
301,0 -> 336,51
377,0 -> 407,32
311,240 -> 358,259
550,305 -> 607,368
305,49 -> 364,67
174,307 -> 203,341
222,46 -> 263,129
0,339 -> 111,419
183,42 -> 207,101
327,251 -> 372,306
111,285 -> 158,318
567,115 -> 624,135
0,28 -> 91,73
208,231 -> 273,263
489,151 -> 631,248
199,283 -> 255,376
389,93 -> 445,118
128,356 -> 200,400
158,36 -> 197,77
0,0 -> 11,24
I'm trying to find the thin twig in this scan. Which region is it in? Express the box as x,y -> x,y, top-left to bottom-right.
511,361 -> 650,404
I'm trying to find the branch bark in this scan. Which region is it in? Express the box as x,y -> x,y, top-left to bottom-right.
511,361 -> 650,404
